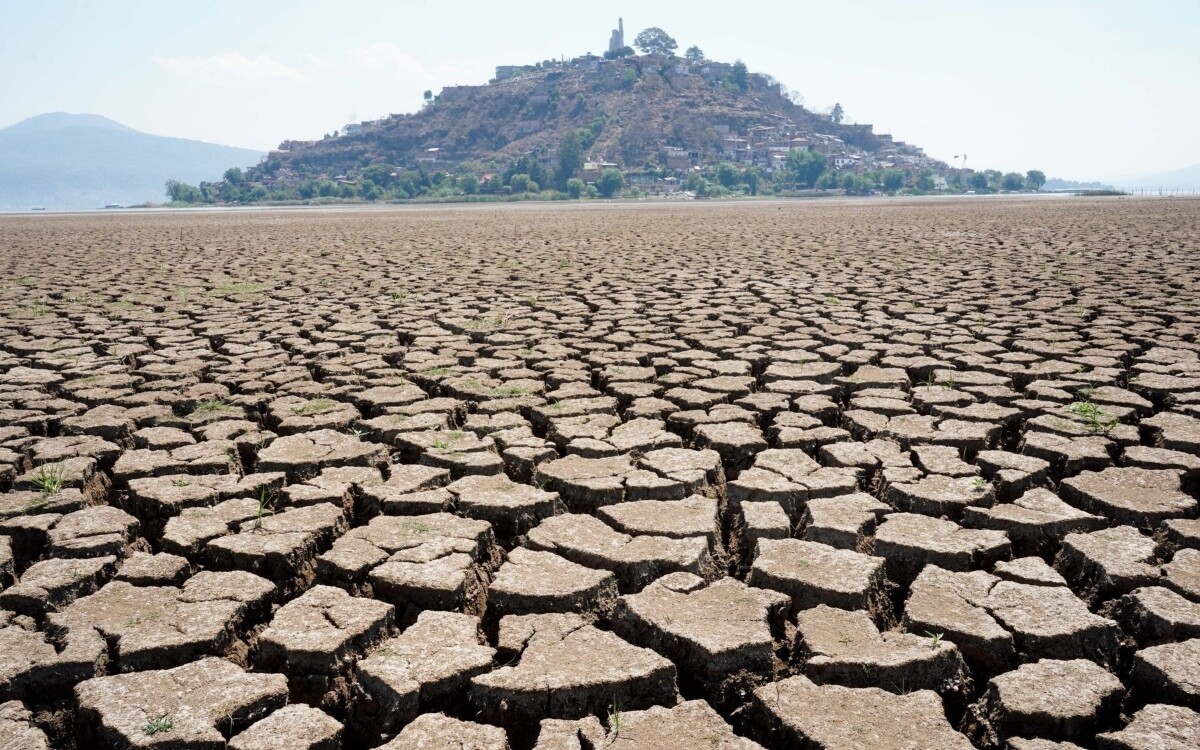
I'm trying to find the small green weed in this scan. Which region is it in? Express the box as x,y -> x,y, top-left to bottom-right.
143,715 -> 172,736
926,631 -> 945,650
30,463 -> 66,496
291,398 -> 335,415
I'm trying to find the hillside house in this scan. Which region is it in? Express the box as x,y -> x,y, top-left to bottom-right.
579,161 -> 618,182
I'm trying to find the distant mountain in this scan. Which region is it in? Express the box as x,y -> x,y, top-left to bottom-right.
0,113 -> 264,211
1111,164 -> 1200,191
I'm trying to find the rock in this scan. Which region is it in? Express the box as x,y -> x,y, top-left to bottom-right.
207,503 -> 347,597
257,585 -> 395,709
526,514 -> 715,592
1130,638 -> 1200,710
746,675 -> 974,749
1060,468 -> 1196,529
115,551 -> 192,586
0,555 -> 117,617
470,613 -> 677,730
1115,586 -> 1200,647
795,605 -> 971,704
0,700 -> 50,750
486,547 -> 617,625
874,513 -> 1011,585
46,505 -> 142,559
316,513 -> 499,616
962,488 -> 1107,558
800,492 -> 890,550
885,473 -> 995,521
377,713 -> 510,750
349,610 -> 494,741
256,429 -> 387,480
1056,526 -> 1161,605
75,657 -> 288,749
1096,703 -> 1200,750
964,659 -> 1123,747
612,576 -> 789,707
446,473 -> 562,540
1164,548 -> 1200,602
49,572 -> 272,672
587,699 -> 765,749
994,557 -> 1067,587
227,704 -> 342,750
748,538 -> 891,621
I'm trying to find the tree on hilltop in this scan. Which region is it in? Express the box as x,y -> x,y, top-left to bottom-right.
685,46 -> 706,64
634,27 -> 678,56
731,60 -> 748,91
831,103 -> 844,124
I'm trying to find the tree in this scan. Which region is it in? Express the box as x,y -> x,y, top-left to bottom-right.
597,168 -> 624,198
744,166 -> 762,195
1001,172 -> 1025,191
1025,169 -> 1047,191
223,167 -> 245,186
566,178 -> 585,199
970,172 -> 989,191
165,179 -> 201,204
633,27 -> 678,56
882,169 -> 905,192
841,173 -> 857,192
685,46 -> 705,64
603,45 -> 634,60
457,173 -> 478,195
916,169 -> 935,192
831,103 -> 844,124
423,90 -> 433,106
509,174 -> 534,193
361,179 -> 382,201
715,163 -> 740,189
731,60 -> 748,92
556,130 -> 585,189
784,149 -> 827,188
362,163 -> 394,188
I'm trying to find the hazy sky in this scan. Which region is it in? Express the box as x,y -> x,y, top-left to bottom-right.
2,0 -> 1197,180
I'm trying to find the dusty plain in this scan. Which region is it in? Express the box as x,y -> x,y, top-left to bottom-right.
1,197 -> 1199,749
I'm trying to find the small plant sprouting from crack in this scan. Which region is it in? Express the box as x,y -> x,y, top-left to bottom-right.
189,399 -> 227,418
143,715 -> 172,736
825,295 -> 841,305
291,398 -> 335,415
30,463 -> 66,496
926,631 -> 945,650
608,695 -> 622,737
432,439 -> 450,450
1068,399 -> 1119,435
971,477 -> 987,493
171,478 -> 191,488
253,487 -> 276,530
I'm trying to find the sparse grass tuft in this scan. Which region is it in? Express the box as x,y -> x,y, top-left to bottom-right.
189,399 -> 227,417
291,398 -> 335,415
30,463 -> 66,496
253,486 -> 275,530
971,477 -> 987,492
143,715 -> 172,736
608,696 -> 622,737
926,631 -> 945,650
1068,399 -> 1119,434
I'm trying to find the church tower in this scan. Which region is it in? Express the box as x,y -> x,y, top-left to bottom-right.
608,18 -> 625,53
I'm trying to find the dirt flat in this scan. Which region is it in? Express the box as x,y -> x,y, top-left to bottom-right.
1,197 -> 1198,748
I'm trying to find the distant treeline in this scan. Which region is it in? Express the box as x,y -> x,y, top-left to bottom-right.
166,154 -> 1047,206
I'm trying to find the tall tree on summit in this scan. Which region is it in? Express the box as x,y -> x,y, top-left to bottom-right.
634,27 -> 678,56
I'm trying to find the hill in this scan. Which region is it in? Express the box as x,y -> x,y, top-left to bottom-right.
1111,164 -> 1200,192
249,55 -> 922,193
0,113 -> 264,211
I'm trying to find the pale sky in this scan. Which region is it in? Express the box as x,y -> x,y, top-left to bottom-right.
2,0 -> 1197,180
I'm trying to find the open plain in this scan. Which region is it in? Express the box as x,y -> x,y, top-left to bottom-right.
1,197 -> 1199,749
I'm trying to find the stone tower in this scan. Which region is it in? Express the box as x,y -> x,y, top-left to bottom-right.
608,18 -> 625,53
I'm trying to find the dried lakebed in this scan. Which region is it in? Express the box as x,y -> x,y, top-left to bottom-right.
1,198 -> 1199,749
